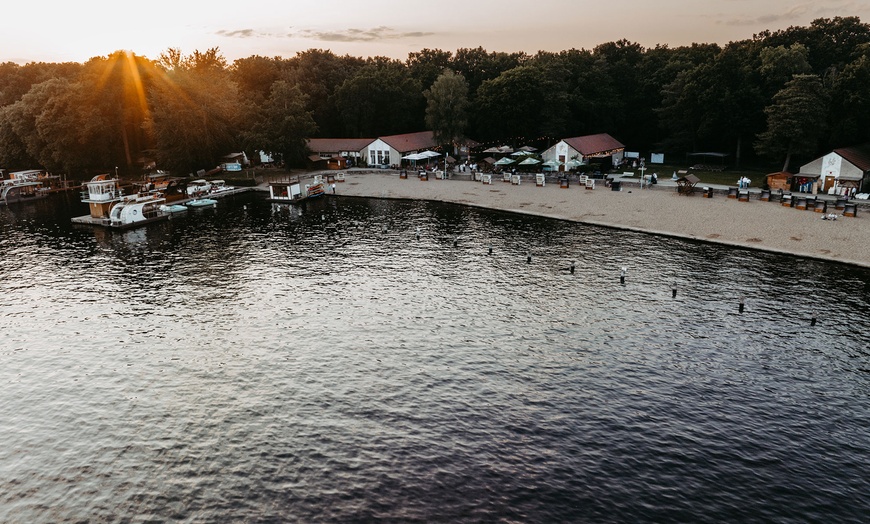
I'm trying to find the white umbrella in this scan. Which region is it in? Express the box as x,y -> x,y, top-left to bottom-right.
419,150 -> 441,158
519,157 -> 541,165
494,157 -> 515,165
511,150 -> 534,156
542,160 -> 562,167
402,153 -> 425,160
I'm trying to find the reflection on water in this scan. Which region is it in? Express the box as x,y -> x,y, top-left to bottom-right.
0,192 -> 868,522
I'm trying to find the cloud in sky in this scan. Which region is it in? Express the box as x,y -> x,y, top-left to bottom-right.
216,26 -> 435,43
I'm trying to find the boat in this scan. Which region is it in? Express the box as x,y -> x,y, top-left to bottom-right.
0,170 -> 51,204
306,182 -> 326,198
186,198 -> 217,208
159,203 -> 188,214
108,193 -> 168,228
72,174 -> 170,228
208,180 -> 236,194
186,179 -> 212,197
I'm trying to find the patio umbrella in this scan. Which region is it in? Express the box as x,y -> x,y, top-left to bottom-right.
419,150 -> 441,158
542,160 -> 562,167
511,150 -> 534,156
566,159 -> 584,168
494,157 -> 515,166
519,157 -> 541,165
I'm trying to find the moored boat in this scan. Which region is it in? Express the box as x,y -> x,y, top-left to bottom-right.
108,193 -> 167,228
159,203 -> 188,214
186,198 -> 217,208
1,170 -> 52,204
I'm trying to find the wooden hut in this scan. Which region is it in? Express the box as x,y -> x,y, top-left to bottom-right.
766,172 -> 792,191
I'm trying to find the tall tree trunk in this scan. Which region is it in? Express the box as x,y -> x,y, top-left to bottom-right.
781,148 -> 792,173
734,135 -> 742,169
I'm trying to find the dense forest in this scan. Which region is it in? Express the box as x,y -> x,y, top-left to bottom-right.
1,16 -> 869,179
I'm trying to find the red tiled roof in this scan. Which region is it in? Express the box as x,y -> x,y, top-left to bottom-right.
562,133 -> 625,156
834,144 -> 870,172
307,138 -> 374,154
379,131 -> 437,153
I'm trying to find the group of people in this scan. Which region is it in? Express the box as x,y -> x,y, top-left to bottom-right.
737,176 -> 752,188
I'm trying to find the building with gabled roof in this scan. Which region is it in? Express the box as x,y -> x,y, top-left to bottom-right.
541,133 -> 625,171
307,138 -> 374,159
798,144 -> 870,196
364,131 -> 438,168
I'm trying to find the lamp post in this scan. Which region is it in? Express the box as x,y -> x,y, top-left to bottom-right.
115,166 -> 119,178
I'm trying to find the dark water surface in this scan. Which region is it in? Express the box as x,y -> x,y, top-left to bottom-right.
1,192 -> 868,522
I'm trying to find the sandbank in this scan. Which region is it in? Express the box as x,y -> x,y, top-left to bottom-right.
315,172 -> 869,268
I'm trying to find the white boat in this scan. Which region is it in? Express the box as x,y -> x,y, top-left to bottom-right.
209,180 -> 236,193
186,198 -> 217,208
186,179 -> 212,197
108,193 -> 168,228
159,204 -> 188,214
1,170 -> 51,204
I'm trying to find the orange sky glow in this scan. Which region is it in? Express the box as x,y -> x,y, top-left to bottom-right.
4,1 -> 869,64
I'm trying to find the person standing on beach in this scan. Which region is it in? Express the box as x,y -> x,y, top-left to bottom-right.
331,183 -> 336,194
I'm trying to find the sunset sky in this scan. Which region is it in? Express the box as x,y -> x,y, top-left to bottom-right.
5,1 -> 869,64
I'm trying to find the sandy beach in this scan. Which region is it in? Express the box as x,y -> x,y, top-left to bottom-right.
318,171 -> 869,268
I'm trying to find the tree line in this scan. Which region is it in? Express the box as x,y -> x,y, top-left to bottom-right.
1,16 -> 868,179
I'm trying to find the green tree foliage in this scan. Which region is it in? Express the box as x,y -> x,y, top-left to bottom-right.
407,48 -> 453,93
231,55 -> 285,107
755,74 -> 830,172
333,59 -> 422,137
424,70 -> 469,151
282,49 -> 365,137
474,64 -> 568,141
147,49 -> 241,174
828,46 -> 870,145
244,81 -> 317,167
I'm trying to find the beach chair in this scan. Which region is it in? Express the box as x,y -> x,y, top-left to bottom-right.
336,172 -> 345,182
804,195 -> 817,210
834,197 -> 848,211
511,174 -> 521,185
702,187 -> 713,198
727,187 -> 738,199
503,172 -> 511,183
535,174 -> 545,187
794,196 -> 808,210
399,170 -> 408,179
559,178 -> 569,188
843,203 -> 858,217
782,193 -> 794,207
813,200 -> 827,213
759,189 -> 771,201
585,178 -> 595,190
482,174 -> 492,185
738,189 -> 750,202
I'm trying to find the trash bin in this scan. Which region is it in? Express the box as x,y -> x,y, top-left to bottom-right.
611,181 -> 621,191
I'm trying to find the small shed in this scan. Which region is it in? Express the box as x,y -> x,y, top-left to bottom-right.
676,174 -> 700,195
766,172 -> 792,191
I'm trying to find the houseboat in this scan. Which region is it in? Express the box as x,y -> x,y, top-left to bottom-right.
72,174 -> 170,228
0,169 -> 52,204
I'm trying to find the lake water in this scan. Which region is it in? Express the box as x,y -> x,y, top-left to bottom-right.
1,191 -> 868,522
